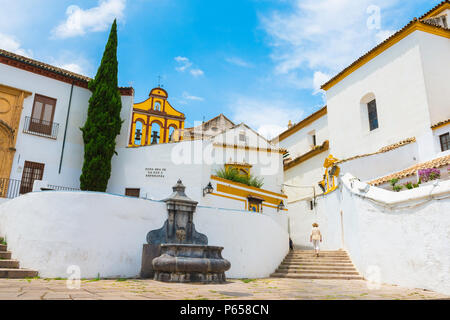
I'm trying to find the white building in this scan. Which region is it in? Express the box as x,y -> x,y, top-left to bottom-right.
108,122 -> 287,215
274,0 -> 450,247
0,49 -> 134,202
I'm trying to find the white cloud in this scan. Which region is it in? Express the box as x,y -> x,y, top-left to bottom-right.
228,96 -> 304,140
0,32 -> 33,57
190,68 -> 204,77
375,29 -> 396,44
174,56 -> 204,77
58,63 -> 85,75
225,57 -> 253,68
313,71 -> 331,95
261,0 -> 399,90
175,56 -> 192,72
52,0 -> 126,38
182,92 -> 204,101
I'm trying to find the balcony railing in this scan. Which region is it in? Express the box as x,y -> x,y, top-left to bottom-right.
0,178 -> 22,199
47,184 -> 80,192
0,178 -> 80,200
23,116 -> 59,139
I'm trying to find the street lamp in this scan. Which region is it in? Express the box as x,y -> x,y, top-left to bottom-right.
203,182 -> 214,197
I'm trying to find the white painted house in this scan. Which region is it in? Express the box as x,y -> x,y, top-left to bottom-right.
271,1 -> 450,295
277,1 -> 450,202
0,49 -> 134,203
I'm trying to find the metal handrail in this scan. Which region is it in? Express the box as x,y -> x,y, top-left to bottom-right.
23,116 -> 59,139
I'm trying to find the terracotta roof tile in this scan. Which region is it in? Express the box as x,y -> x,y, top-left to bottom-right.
0,48 -> 133,95
368,154 -> 450,186
337,137 -> 416,164
431,118 -> 450,129
418,0 -> 450,20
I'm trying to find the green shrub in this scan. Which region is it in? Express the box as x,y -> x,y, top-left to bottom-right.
215,167 -> 264,188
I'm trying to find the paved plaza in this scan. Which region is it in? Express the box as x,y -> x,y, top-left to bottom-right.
0,278 -> 448,300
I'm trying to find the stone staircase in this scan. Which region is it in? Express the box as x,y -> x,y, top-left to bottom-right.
271,249 -> 364,280
0,237 -> 38,278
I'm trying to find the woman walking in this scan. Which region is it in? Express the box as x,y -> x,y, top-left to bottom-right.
310,223 -> 322,257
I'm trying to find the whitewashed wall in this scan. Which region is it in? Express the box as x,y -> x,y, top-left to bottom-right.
279,114 -> 329,159
418,31 -> 450,125
339,142 -> 419,182
109,138 -> 284,205
325,31 -> 436,162
294,173 -> 450,295
0,62 -> 133,189
0,191 -> 288,279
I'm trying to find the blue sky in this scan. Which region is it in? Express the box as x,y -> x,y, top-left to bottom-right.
0,0 -> 442,139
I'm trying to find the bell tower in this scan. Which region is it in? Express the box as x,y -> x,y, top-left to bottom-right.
129,87 -> 185,146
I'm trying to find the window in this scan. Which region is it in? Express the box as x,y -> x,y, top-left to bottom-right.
20,161 -> 45,194
239,132 -> 246,142
125,188 -> 140,198
440,133 -> 450,152
29,94 -> 56,135
308,130 -> 317,147
248,196 -> 263,213
309,200 -> 314,210
367,99 -> 379,131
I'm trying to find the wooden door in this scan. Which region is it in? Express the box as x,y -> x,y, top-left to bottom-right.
29,94 -> 56,136
20,161 -> 45,194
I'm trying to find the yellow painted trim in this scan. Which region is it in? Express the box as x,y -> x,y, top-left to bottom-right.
420,2 -> 450,20
213,143 -> 286,154
278,107 -> 327,142
322,21 -> 450,91
211,175 -> 288,199
324,185 -> 339,195
284,140 -> 329,171
216,183 -> 285,206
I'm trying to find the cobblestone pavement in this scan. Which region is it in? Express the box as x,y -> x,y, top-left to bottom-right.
0,278 -> 448,300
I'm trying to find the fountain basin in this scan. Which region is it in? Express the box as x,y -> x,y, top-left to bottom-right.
152,244 -> 231,283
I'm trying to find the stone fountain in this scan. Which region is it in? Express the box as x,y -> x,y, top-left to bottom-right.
141,180 -> 230,283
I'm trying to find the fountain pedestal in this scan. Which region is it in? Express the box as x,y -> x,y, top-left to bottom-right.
141,180 -> 231,283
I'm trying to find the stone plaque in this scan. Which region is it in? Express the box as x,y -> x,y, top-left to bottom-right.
145,167 -> 166,178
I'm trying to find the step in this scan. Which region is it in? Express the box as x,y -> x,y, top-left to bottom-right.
286,254 -> 350,258
271,272 -> 364,280
0,260 -> 20,268
275,269 -> 360,275
283,259 -> 352,264
278,265 -> 357,271
0,268 -> 38,278
290,250 -> 346,253
0,251 -> 12,259
285,256 -> 352,260
0,244 -> 7,252
286,253 -> 348,258
280,262 -> 354,267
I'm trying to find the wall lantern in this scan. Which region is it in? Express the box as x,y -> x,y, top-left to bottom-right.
277,201 -> 285,212
203,182 -> 214,197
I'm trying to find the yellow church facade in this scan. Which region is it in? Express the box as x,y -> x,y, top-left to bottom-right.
129,87 -> 185,146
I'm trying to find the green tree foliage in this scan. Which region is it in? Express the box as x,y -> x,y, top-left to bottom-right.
80,20 -> 123,191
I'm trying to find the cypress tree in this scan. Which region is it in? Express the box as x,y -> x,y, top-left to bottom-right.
80,19 -> 123,191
